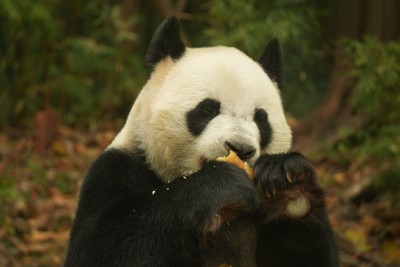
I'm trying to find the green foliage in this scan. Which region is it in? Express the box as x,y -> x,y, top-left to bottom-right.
3,0 -> 396,131
0,173 -> 25,230
53,171 -> 79,194
0,0 -> 333,126
345,36 -> 400,124
196,0 -> 330,117
0,0 -> 148,127
330,36 -> 400,192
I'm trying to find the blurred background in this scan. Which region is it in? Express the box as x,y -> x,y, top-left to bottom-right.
0,0 -> 399,266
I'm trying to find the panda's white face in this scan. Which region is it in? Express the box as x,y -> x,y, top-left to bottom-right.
110,46 -> 292,182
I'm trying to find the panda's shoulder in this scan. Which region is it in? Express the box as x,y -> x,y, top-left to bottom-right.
91,148 -> 145,173
81,148 -> 159,193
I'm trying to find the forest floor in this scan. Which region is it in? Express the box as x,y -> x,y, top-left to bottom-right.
0,123 -> 399,267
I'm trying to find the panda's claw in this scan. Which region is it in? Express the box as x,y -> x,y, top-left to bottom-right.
286,172 -> 293,184
286,171 -> 294,183
284,160 -> 299,184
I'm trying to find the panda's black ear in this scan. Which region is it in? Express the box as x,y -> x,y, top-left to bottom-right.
258,38 -> 283,90
145,16 -> 186,67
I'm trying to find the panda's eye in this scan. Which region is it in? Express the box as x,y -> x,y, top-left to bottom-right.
200,101 -> 219,115
254,108 -> 272,149
186,98 -> 221,136
254,108 -> 268,124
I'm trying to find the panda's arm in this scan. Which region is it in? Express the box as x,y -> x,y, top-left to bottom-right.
254,152 -> 339,267
64,148 -> 258,267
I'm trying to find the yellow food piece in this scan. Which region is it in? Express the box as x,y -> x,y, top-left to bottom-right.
243,162 -> 254,179
217,150 -> 244,169
217,150 -> 254,179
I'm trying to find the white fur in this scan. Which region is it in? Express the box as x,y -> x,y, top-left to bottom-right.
109,47 -> 292,182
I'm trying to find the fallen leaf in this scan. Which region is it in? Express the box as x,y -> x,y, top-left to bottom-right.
382,241 -> 400,264
345,228 -> 372,253
361,215 -> 381,233
52,141 -> 68,156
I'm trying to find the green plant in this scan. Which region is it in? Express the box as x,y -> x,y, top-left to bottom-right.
329,36 -> 400,192
0,0 -> 148,127
345,36 -> 400,124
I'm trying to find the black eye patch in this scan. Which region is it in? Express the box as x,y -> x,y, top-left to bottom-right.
254,108 -> 272,149
186,98 -> 221,136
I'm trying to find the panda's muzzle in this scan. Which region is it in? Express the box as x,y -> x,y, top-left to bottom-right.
225,141 -> 256,161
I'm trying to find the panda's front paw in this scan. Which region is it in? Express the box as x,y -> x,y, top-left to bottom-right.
254,152 -> 314,195
254,152 -> 322,221
198,161 -> 260,233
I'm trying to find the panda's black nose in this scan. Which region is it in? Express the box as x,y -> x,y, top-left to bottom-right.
225,141 -> 256,161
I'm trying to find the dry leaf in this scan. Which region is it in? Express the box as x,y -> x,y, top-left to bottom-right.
52,141 -> 68,156
382,241 -> 400,264
345,228 -> 372,253
361,215 -> 381,233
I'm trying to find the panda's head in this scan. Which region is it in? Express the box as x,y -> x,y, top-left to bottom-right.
110,17 -> 292,182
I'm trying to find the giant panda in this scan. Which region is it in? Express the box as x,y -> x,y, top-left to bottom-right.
64,17 -> 338,267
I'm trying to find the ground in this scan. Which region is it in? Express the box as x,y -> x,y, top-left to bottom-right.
0,123 -> 399,267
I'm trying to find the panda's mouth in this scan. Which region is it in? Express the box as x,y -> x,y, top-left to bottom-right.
199,152 -> 254,168
199,148 -> 231,165
198,152 -> 255,179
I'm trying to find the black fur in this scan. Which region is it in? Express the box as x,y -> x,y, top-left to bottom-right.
186,98 -> 221,136
64,149 -> 338,267
145,16 -> 186,66
64,149 -> 259,267
256,218 -> 338,266
253,108 -> 272,150
258,38 -> 284,90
